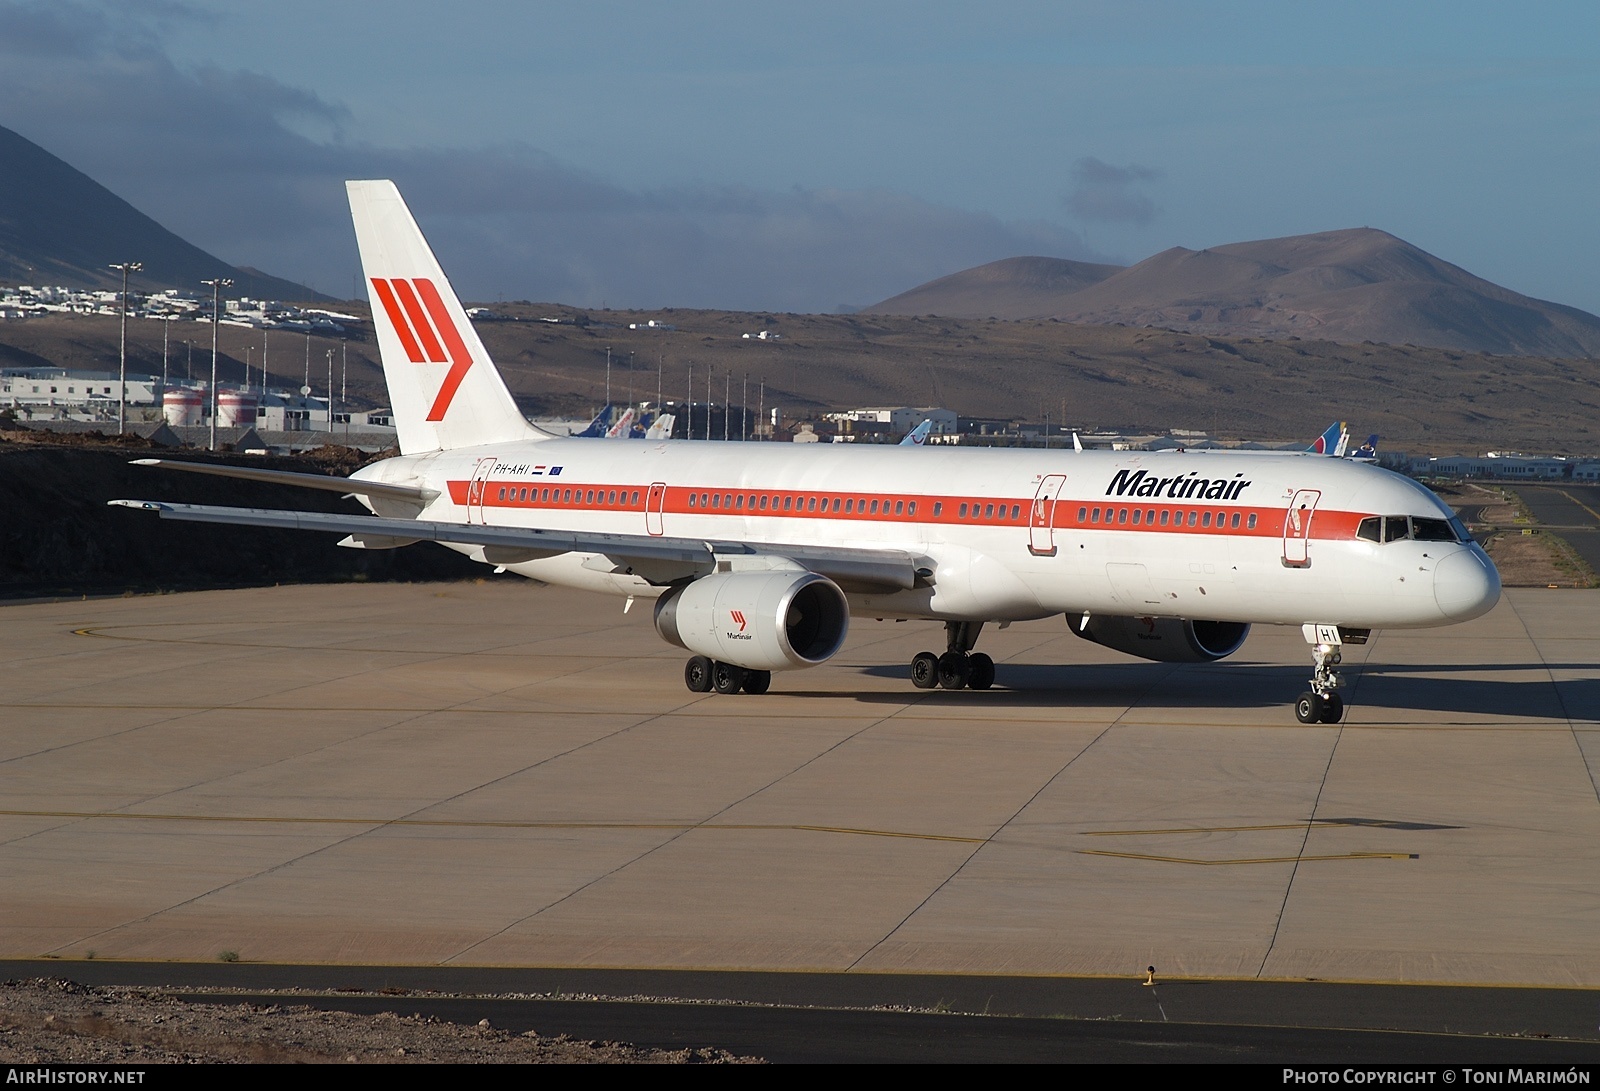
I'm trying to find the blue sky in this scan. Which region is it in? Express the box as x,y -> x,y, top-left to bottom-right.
3,0 -> 1597,313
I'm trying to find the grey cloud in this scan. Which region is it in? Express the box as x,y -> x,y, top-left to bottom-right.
1064,156 -> 1162,225
0,1 -> 1110,309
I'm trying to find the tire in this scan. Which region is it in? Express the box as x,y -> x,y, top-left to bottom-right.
742,669 -> 772,695
712,661 -> 748,695
937,652 -> 971,690
910,651 -> 940,689
1319,692 -> 1344,723
685,655 -> 713,693
1294,691 -> 1324,724
967,652 -> 995,690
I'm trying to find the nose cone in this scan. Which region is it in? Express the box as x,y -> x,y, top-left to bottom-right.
1434,547 -> 1501,621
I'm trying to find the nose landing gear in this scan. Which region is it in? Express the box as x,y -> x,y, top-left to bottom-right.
910,621 -> 995,691
1295,624 -> 1353,723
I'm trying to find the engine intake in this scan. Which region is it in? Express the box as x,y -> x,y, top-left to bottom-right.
1069,614 -> 1250,663
654,571 -> 849,671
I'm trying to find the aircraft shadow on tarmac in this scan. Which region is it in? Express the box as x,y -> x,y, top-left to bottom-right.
850,662 -> 1600,719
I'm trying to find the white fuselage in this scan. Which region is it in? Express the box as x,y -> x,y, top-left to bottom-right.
354,438 -> 1500,631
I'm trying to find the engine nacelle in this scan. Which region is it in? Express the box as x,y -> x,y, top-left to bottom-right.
1069,613 -> 1250,663
654,571 -> 850,672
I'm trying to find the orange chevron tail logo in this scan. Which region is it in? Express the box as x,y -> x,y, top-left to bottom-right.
730,610 -> 747,632
369,276 -> 474,420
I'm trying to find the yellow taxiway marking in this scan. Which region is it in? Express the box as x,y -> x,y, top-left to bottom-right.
0,809 -> 985,845
1078,849 -> 1415,865
1557,489 -> 1600,525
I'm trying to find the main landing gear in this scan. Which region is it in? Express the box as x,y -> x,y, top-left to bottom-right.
1294,624 -> 1346,724
910,621 -> 995,691
684,655 -> 771,696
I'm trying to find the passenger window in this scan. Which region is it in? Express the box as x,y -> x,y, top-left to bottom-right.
1011,504 -> 1020,520
871,500 -> 879,514
735,495 -> 744,509
605,490 -> 613,504
1117,508 -> 1127,524
711,494 -> 720,509
1230,512 -> 1240,529
832,498 -> 841,512
563,489 -> 573,503
784,497 -> 792,511
895,500 -> 904,515
1187,511 -> 1197,527
959,503 -> 968,517
1079,507 -> 1088,522
984,504 -> 994,518
1160,510 -> 1169,526
845,499 -> 854,513
724,494 -> 733,508
1247,513 -> 1257,529
1132,509 -> 1142,525
930,502 -> 939,516
1357,517 -> 1381,542
1090,508 -> 1100,523
907,502 -> 916,515
631,491 -> 640,505
1202,512 -> 1212,528
808,497 -> 816,512
498,487 -> 506,501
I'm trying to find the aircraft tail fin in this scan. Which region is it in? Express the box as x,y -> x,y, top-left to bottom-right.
645,412 -> 676,440
346,180 -> 540,454
900,418 -> 933,446
1308,421 -> 1343,455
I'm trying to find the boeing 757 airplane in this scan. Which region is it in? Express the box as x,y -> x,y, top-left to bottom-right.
113,181 -> 1500,723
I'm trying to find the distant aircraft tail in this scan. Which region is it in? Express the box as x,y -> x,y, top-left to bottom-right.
606,406 -> 637,439
1308,421 -> 1345,455
645,412 -> 676,440
900,418 -> 933,446
1353,434 -> 1380,461
347,180 -> 540,454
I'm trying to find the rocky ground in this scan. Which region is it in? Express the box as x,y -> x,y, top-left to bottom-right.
0,979 -> 762,1064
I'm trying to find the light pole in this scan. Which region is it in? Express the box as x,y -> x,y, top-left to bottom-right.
326,348 -> 334,434
109,261 -> 141,433
201,277 -> 232,450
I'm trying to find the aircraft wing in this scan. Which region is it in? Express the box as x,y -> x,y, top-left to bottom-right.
108,500 -> 922,592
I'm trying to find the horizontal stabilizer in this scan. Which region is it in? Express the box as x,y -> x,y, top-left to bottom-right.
131,459 -> 434,502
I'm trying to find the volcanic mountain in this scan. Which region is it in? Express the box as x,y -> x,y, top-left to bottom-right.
0,124 -> 325,301
870,228 -> 1600,358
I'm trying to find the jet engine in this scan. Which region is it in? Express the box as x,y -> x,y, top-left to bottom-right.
1068,613 -> 1250,663
654,571 -> 850,672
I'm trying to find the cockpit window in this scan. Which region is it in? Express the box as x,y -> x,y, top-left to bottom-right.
1361,515 -> 1467,544
1412,517 -> 1459,542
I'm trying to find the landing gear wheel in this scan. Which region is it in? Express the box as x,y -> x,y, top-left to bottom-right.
742,669 -> 772,695
910,651 -> 940,689
685,656 -> 713,693
1294,691 -> 1325,724
712,661 -> 748,695
937,652 -> 971,690
967,652 -> 995,691
1318,692 -> 1344,723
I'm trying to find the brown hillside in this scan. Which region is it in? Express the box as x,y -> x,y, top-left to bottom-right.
869,228 -> 1600,358
869,256 -> 1123,320
6,306 -> 1596,457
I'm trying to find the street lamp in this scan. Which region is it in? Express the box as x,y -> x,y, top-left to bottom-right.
109,262 -> 142,433
201,277 -> 232,450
